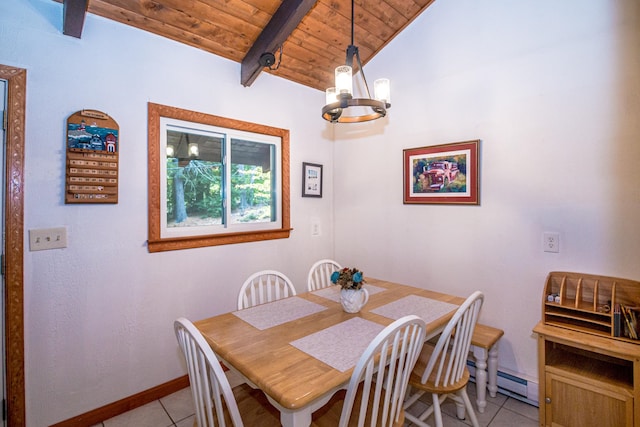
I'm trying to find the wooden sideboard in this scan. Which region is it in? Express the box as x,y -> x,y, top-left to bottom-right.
533,272 -> 640,427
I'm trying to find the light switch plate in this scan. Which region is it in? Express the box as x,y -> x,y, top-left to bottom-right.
311,221 -> 321,236
29,227 -> 68,251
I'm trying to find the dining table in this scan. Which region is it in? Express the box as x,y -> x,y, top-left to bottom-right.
194,277 -> 465,427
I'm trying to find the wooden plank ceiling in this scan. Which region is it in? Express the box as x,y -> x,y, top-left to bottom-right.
61,0 -> 436,92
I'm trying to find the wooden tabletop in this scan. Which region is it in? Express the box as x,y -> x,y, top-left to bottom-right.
194,278 -> 464,411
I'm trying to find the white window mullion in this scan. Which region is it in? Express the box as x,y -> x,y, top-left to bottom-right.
223,147 -> 232,228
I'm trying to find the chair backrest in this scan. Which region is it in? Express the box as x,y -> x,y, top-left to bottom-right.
307,259 -> 342,291
339,315 -> 426,427
420,291 -> 484,388
174,317 -> 244,427
237,270 -> 296,310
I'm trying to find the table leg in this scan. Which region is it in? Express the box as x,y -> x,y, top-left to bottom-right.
279,408 -> 312,427
268,388 -> 339,427
472,346 -> 488,413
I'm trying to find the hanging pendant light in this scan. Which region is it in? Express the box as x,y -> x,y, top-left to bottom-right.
321,0 -> 391,123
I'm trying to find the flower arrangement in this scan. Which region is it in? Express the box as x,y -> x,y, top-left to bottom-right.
331,267 -> 366,290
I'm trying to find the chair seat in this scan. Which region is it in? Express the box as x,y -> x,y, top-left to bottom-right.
409,341 -> 471,394
403,291 -> 483,427
311,385 -> 405,427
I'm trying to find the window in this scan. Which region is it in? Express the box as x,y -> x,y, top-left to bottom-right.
148,103 -> 290,252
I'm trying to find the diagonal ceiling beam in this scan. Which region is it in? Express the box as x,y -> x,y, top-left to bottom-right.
63,0 -> 89,38
241,0 -> 317,87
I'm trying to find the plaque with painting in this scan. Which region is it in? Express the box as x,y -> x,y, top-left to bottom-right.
66,110 -> 119,203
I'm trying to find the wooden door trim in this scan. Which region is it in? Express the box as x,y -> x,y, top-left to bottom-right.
1,64 -> 26,427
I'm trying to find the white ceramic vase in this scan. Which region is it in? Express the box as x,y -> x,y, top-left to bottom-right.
340,288 -> 369,313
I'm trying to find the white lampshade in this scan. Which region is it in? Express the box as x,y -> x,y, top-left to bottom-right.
335,65 -> 352,96
166,144 -> 175,158
374,78 -> 391,104
325,87 -> 337,105
188,142 -> 199,158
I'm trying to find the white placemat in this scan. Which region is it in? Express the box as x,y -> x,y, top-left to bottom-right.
232,297 -> 328,330
371,295 -> 458,324
312,284 -> 386,302
290,317 -> 385,372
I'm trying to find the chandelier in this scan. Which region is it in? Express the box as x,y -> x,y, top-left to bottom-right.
321,0 -> 391,123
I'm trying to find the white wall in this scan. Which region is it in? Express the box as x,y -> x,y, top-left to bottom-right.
334,0 -> 640,386
2,0 -> 640,424
0,1 -> 335,425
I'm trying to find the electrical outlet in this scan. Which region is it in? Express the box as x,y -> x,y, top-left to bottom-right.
29,227 -> 68,251
543,232 -> 560,253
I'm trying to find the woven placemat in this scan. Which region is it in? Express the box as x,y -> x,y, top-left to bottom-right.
233,297 -> 328,330
290,317 -> 385,372
371,295 -> 458,324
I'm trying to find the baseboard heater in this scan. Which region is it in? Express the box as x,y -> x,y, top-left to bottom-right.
467,360 -> 539,407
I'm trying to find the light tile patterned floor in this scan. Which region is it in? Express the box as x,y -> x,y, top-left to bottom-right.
404,384 -> 539,427
92,372 -> 539,427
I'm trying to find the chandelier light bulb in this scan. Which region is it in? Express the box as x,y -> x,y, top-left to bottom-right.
325,87 -> 338,105
166,144 -> 175,158
374,78 -> 391,105
335,66 -> 353,96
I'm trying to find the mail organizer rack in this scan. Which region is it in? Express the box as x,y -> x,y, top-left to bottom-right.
535,271 -> 640,427
542,271 -> 640,342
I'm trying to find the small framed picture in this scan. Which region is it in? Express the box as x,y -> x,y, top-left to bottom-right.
302,162 -> 323,198
403,140 -> 480,205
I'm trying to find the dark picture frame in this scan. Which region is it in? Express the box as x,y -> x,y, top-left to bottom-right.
403,140 -> 480,205
302,162 -> 323,198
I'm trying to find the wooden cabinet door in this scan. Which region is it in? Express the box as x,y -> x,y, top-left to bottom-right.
545,371 -> 633,427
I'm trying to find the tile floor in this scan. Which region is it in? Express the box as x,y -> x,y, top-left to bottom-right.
92,373 -> 539,427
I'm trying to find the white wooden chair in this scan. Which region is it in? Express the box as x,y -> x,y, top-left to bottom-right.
312,315 -> 427,427
237,270 -> 296,310
404,291 -> 484,427
307,259 -> 342,291
173,317 -> 280,427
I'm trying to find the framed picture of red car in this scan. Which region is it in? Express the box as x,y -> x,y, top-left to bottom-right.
403,140 -> 479,205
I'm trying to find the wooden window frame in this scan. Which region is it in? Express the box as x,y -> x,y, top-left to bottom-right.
147,103 -> 291,252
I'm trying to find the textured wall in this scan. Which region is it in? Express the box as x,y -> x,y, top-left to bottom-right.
333,0 -> 640,392
0,0 -> 335,425
3,0 -> 639,424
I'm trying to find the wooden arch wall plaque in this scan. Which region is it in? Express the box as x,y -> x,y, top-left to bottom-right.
65,110 -> 119,203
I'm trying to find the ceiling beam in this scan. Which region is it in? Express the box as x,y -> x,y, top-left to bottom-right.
63,0 -> 89,38
241,0 -> 317,87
